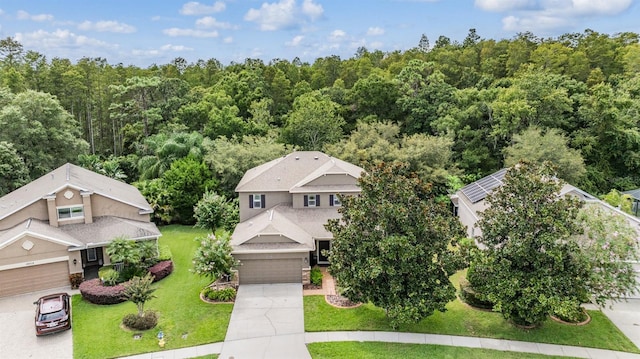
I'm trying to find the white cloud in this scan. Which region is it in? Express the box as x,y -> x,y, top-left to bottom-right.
196,16 -> 236,29
286,35 -> 304,46
15,29 -> 115,50
474,0 -> 535,12
476,0 -> 633,32
244,0 -> 324,31
163,27 -> 219,37
78,20 -> 136,33
223,36 -> 233,43
0,9 -> 5,15
301,0 -> 323,20
160,44 -> 194,51
329,29 -> 346,42
367,27 -> 385,36
17,10 -> 53,22
180,1 -> 226,15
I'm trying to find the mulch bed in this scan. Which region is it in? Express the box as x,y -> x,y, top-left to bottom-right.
325,294 -> 361,308
303,283 -> 322,290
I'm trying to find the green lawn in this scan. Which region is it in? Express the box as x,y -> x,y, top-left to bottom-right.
73,225 -> 233,359
304,271 -> 639,353
308,342 -> 579,359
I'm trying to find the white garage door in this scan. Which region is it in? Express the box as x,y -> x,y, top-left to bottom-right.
0,262 -> 69,297
238,258 -> 302,284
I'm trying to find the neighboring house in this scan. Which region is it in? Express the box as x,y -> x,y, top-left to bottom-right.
622,188 -> 640,217
231,151 -> 363,285
0,163 -> 161,297
451,168 -> 640,298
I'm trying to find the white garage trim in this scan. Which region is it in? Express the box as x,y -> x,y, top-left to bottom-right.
0,256 -> 69,271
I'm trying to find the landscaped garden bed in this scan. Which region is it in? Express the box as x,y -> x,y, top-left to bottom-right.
73,225 -> 233,359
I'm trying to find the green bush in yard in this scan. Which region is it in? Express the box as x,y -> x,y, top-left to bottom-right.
203,287 -> 236,302
122,310 -> 158,330
101,269 -> 120,286
310,267 -> 323,286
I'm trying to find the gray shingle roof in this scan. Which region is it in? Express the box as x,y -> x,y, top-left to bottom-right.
0,216 -> 161,251
235,151 -> 363,193
0,163 -> 153,221
623,189 -> 640,200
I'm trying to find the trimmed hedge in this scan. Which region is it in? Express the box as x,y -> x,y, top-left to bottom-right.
459,280 -> 494,310
148,260 -> 173,282
122,310 -> 158,330
310,267 -> 323,286
202,287 -> 236,302
79,278 -> 127,305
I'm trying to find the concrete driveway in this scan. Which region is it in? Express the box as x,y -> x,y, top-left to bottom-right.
219,283 -> 311,359
601,299 -> 640,349
0,287 -> 74,359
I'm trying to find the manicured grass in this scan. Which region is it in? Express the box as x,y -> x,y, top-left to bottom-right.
307,342 -> 578,359
304,271 -> 639,353
73,225 -> 233,359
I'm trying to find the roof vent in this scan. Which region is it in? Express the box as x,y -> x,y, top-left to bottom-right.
295,156 -> 300,160
314,156 -> 318,160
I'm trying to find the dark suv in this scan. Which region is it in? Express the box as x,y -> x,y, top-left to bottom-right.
34,293 -> 71,336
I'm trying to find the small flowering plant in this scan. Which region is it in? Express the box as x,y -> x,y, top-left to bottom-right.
191,230 -> 238,281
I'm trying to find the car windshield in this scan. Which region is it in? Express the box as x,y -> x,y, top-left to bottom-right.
39,309 -> 66,322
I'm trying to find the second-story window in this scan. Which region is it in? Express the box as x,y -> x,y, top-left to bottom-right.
58,205 -> 84,220
330,194 -> 341,207
304,194 -> 320,207
250,194 -> 266,209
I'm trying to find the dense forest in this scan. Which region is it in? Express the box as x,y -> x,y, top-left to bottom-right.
0,29 -> 639,224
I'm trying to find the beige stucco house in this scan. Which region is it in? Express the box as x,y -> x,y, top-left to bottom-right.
231,151 -> 363,284
451,168 -> 640,298
0,163 -> 160,297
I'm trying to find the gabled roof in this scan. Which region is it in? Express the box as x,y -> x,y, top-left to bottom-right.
0,163 -> 153,221
0,219 -> 84,250
231,204 -> 341,253
235,151 -> 364,193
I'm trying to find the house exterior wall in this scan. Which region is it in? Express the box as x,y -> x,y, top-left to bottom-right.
0,235 -> 69,267
456,195 -> 486,238
305,174 -> 357,186
292,193 -> 339,209
246,234 -> 297,244
238,191 -> 291,221
0,201 -> 49,231
90,194 -> 150,221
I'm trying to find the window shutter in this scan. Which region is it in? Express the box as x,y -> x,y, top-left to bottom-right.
261,194 -> 266,208
249,194 -> 254,209
304,195 -> 308,207
316,194 -> 320,206
330,194 -> 334,206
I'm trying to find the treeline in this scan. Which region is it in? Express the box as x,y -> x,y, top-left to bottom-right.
0,29 -> 639,223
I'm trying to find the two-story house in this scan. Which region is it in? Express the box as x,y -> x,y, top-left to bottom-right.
451,168 -> 640,298
231,151 -> 364,284
0,163 -> 161,297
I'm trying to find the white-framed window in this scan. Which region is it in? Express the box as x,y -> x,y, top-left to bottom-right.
304,194 -> 320,207
330,194 -> 341,207
58,205 -> 84,220
87,247 -> 97,262
250,194 -> 265,209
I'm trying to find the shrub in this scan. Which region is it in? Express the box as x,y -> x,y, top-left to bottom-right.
553,301 -> 588,323
158,245 -> 172,261
310,267 -> 323,286
101,269 -> 121,286
119,265 -> 147,282
202,287 -> 236,302
459,280 -> 493,310
69,273 -> 83,289
79,278 -> 126,305
122,310 -> 158,330
148,260 -> 173,282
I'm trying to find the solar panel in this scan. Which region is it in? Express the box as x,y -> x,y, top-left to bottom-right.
460,168 -> 507,203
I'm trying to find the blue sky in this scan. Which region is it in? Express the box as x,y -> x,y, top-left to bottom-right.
1,0 -> 639,67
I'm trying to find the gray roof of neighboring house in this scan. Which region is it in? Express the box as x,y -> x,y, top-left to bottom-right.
0,216 -> 161,251
623,189 -> 640,200
0,163 -> 153,221
235,151 -> 364,193
231,204 -> 340,253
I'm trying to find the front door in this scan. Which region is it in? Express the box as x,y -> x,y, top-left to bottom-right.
317,240 -> 330,264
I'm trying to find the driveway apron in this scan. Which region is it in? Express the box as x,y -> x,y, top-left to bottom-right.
0,287 -> 74,359
219,283 -> 311,359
